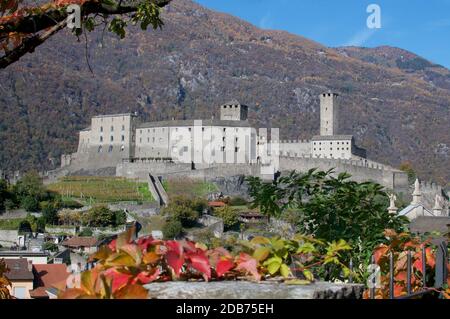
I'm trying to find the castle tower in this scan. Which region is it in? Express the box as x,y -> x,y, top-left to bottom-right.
220,100 -> 248,121
320,92 -> 339,136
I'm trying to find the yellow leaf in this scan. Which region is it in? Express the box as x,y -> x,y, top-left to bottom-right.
253,247 -> 270,262
284,279 -> 311,285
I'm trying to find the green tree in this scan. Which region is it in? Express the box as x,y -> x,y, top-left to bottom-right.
247,169 -> 408,269
13,172 -> 49,211
84,206 -> 116,227
162,219 -> 183,239
114,211 -> 127,226
213,206 -> 239,231
0,179 -> 8,212
78,228 -> 93,237
18,220 -> 32,234
41,201 -> 61,225
162,196 -> 205,228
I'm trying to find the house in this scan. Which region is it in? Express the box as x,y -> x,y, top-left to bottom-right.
30,264 -> 70,299
61,237 -> 98,254
0,251 -> 48,264
4,258 -> 34,299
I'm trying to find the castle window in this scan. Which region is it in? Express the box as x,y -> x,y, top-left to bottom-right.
202,127 -> 205,132
122,125 -> 125,131
189,128 -> 192,132
152,137 -> 155,142
337,148 -> 339,150
223,105 -> 226,109
139,138 -> 142,143
110,136 -> 114,142
111,126 -> 114,132
235,137 -> 238,142
98,146 -> 102,153
121,145 -> 125,152
314,148 -> 316,151
175,128 -> 178,132
121,135 -> 125,142
235,105 -> 238,108
100,136 -> 103,143
147,137 -> 149,143
330,154 -> 333,157
221,147 -> 225,152
100,126 -> 103,132
235,147 -> 239,152
108,145 -> 113,152
222,137 -> 225,142
223,128 -> 226,132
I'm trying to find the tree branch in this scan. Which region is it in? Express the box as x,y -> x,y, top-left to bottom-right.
0,0 -> 171,69
0,18 -> 67,69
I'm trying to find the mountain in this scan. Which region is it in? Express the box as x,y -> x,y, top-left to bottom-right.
0,0 -> 449,185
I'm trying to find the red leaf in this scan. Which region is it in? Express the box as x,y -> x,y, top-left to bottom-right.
132,268 -> 161,285
137,236 -> 160,252
186,251 -> 211,280
216,259 -> 234,277
373,245 -> 389,264
108,239 -> 117,251
104,268 -> 132,292
235,253 -> 261,281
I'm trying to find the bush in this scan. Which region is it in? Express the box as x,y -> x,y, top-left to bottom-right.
78,228 -> 93,237
42,241 -> 58,252
18,220 -> 32,234
21,196 -> 39,212
41,201 -> 60,225
114,210 -> 127,226
213,206 -> 239,231
229,196 -> 247,206
84,205 -> 116,227
4,199 -> 16,210
162,196 -> 206,228
162,219 -> 183,239
61,199 -> 83,209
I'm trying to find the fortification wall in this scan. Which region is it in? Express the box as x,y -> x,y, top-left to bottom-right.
277,140 -> 311,157
279,156 -> 408,192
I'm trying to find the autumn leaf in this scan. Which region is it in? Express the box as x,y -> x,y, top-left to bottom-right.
216,259 -> 234,277
186,251 -> 211,280
235,253 -> 261,281
113,284 -> 149,299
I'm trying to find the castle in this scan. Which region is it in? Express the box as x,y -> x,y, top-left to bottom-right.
55,92 -> 413,193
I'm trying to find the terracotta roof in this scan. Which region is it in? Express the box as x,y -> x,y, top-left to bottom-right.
208,201 -> 226,207
4,258 -> 34,281
62,236 -> 98,248
30,264 -> 70,299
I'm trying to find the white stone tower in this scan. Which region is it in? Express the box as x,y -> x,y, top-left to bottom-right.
220,100 -> 248,121
320,92 -> 339,136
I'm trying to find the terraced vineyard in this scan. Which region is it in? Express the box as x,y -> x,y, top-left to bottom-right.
47,176 -> 154,203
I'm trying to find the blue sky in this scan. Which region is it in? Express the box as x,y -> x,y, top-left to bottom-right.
194,0 -> 450,69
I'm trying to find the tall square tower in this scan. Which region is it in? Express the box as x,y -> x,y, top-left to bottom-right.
320,92 -> 339,136
220,100 -> 248,121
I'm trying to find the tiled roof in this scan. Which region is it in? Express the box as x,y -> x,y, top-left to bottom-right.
62,236 -> 98,248
208,201 -> 226,207
30,264 -> 70,299
4,258 -> 34,281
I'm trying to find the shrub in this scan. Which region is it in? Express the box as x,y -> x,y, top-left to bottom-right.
4,199 -> 16,210
61,199 -> 83,209
18,220 -> 32,234
84,206 -> 116,227
41,201 -> 60,225
162,219 -> 183,239
21,196 -> 39,212
162,196 -> 205,228
114,210 -> 127,226
213,206 -> 239,231
42,241 -> 58,252
78,228 -> 93,237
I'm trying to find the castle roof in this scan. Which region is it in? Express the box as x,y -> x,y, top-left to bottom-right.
137,119 -> 252,129
311,135 -> 354,141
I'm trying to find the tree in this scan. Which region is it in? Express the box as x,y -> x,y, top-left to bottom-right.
84,205 -> 115,227
41,201 -> 61,225
18,219 -> 32,234
78,227 -> 93,237
162,219 -> 182,239
0,179 -> 8,212
114,210 -> 127,226
161,196 -> 205,228
213,206 -> 239,231
12,172 -> 48,210
0,0 -> 171,69
247,169 -> 409,268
